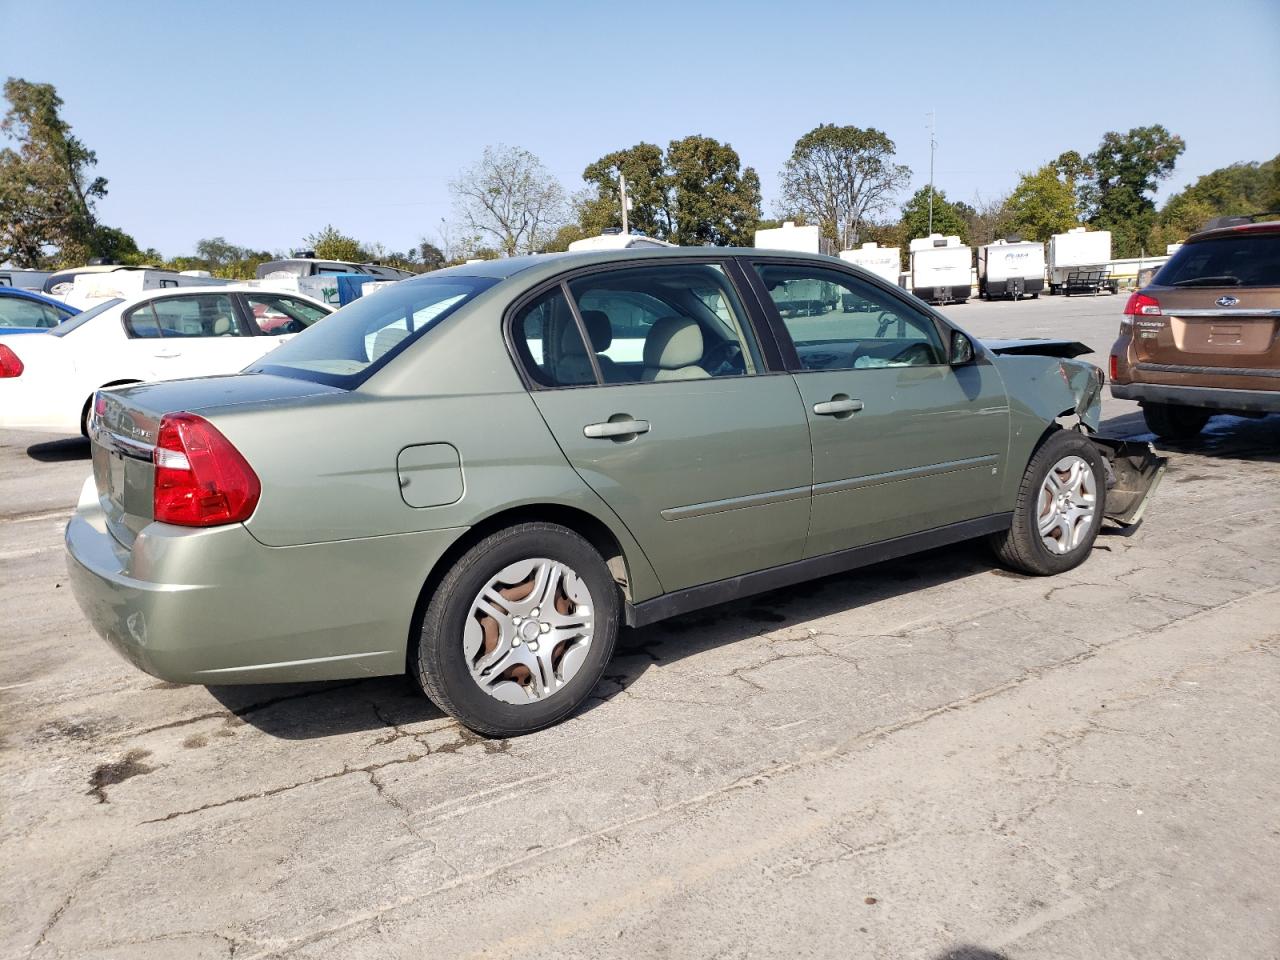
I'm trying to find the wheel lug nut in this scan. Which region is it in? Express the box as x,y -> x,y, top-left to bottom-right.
512,638 -> 522,646
540,622 -> 550,633
531,607 -> 540,617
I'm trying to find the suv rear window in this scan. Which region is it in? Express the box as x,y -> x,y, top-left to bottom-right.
1156,232 -> 1280,288
249,275 -> 496,387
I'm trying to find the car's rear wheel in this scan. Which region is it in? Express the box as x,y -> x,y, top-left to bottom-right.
989,429 -> 1106,576
1141,402 -> 1211,442
416,522 -> 619,737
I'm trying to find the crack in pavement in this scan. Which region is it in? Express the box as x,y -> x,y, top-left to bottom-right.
27,851 -> 113,958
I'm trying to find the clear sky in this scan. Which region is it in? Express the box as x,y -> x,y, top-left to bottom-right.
3,0 -> 1278,257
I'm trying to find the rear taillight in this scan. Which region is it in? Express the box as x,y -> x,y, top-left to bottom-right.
1109,354 -> 1118,380
153,412 -> 260,527
0,344 -> 23,378
1124,292 -> 1162,317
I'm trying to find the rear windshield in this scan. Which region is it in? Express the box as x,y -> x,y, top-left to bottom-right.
248,275 -> 497,387
47,298 -> 121,336
1156,232 -> 1280,288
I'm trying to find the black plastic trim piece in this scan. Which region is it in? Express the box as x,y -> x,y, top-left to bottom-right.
625,512 -> 1014,627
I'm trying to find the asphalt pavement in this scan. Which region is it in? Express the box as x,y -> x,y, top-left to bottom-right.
2,291 -> 1277,960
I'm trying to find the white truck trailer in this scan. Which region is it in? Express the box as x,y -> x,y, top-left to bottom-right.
977,239 -> 1045,300
909,235 -> 972,304
1048,228 -> 1113,294
755,221 -> 822,254
839,242 -> 901,286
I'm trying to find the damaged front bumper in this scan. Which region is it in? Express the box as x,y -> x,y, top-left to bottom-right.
1088,436 -> 1168,533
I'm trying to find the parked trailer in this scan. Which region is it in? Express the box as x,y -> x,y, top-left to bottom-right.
1048,228 -> 1112,294
909,235 -> 972,304
755,221 -> 823,254
977,239 -> 1045,300
839,242 -> 901,286
0,268 -> 53,291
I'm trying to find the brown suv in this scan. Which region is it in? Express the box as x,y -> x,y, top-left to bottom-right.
1110,216 -> 1280,441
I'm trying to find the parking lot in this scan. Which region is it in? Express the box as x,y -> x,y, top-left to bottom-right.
2,291 -> 1278,959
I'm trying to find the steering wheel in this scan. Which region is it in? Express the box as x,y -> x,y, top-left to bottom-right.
887,342 -> 934,365
702,338 -> 744,376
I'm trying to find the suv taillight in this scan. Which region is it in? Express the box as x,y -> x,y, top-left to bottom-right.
0,344 -> 23,378
1123,293 -> 1162,317
153,412 -> 261,527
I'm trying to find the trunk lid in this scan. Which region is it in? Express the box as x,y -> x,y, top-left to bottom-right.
1135,286 -> 1280,370
90,373 -> 343,546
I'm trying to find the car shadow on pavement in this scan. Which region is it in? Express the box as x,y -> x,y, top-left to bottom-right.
26,437 -> 90,462
1102,410 -> 1280,463
933,948 -> 1009,960
205,674 -> 446,741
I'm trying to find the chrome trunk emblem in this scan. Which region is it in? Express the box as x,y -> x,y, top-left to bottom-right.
1216,295 -> 1239,307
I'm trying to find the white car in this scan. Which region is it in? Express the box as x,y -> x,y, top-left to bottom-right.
0,285 -> 331,436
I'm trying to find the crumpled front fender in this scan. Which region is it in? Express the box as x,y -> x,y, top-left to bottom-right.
991,354 -> 1104,432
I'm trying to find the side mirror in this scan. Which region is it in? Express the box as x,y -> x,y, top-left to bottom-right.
950,330 -> 975,365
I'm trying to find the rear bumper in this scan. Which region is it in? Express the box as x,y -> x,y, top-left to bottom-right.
65,478 -> 465,684
1111,382 -> 1280,414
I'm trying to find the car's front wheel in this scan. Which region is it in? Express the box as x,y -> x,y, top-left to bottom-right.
1141,402 -> 1211,442
989,429 -> 1106,576
416,522 -> 619,737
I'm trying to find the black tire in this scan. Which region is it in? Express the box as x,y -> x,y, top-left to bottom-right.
1141,402 -> 1211,442
989,429 -> 1107,576
415,522 -> 619,737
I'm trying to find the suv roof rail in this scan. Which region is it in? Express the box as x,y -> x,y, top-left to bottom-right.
1202,212 -> 1280,231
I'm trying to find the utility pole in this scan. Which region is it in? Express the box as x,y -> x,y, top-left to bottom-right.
619,173 -> 629,236
927,109 -> 937,235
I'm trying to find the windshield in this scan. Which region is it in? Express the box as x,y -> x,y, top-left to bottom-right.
1155,232 -> 1280,288
249,275 -> 498,387
47,298 -> 122,336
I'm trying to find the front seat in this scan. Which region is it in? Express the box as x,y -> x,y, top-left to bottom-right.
642,316 -> 709,382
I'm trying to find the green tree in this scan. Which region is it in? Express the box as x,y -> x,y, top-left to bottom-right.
580,142 -> 672,239
1005,164 -> 1080,241
540,223 -> 590,253
417,241 -> 446,271
577,136 -> 760,246
899,187 -> 968,247
778,124 -> 911,249
1150,155 -> 1279,249
666,135 -> 760,246
0,77 -> 107,266
303,224 -> 367,262
1080,125 -> 1185,256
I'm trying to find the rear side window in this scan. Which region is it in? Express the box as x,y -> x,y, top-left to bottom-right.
1156,233 -> 1280,288
125,294 -> 245,338
251,275 -> 497,387
511,287 -> 596,388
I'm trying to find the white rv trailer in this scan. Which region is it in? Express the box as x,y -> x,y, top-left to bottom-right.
64,269 -> 233,310
566,229 -> 675,251
754,221 -> 822,254
909,234 -> 972,304
0,268 -> 53,291
977,239 -> 1046,300
839,242 -> 901,286
1047,228 -> 1112,293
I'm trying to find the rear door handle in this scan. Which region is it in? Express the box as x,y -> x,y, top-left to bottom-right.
812,397 -> 864,417
154,349 -> 182,359
584,418 -> 650,439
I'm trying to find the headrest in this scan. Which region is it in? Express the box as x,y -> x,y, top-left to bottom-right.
578,310 -> 612,351
643,316 -> 703,370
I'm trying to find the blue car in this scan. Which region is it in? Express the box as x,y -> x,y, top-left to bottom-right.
0,287 -> 80,334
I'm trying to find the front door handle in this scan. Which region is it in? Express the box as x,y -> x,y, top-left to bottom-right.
154,349 -> 182,359
812,396 -> 864,417
584,417 -> 650,439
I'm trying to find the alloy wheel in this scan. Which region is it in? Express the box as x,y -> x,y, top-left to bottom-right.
1037,455 -> 1097,555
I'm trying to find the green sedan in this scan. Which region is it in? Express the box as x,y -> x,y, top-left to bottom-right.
66,248 -> 1165,736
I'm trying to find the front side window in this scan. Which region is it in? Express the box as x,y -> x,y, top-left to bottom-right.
245,294 -> 330,335
125,294 -> 245,339
250,275 -> 496,387
563,263 -> 763,384
754,264 -> 945,370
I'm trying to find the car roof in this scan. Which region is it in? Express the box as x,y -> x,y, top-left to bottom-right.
1185,219 -> 1280,244
420,247 -> 851,286
91,284 -> 331,308
0,287 -> 79,311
